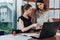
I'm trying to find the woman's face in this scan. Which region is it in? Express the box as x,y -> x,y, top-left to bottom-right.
26,7 -> 33,16
37,2 -> 44,10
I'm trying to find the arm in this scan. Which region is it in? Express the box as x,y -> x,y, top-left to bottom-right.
19,19 -> 37,32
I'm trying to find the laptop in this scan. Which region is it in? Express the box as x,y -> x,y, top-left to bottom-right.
31,22 -> 60,39
22,22 -> 60,39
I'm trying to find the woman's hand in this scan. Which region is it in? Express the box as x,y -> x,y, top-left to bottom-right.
36,23 -> 43,29
31,23 -> 38,28
30,23 -> 43,29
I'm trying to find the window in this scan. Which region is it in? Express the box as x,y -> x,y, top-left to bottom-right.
49,0 -> 60,8
49,0 -> 60,18
0,0 -> 16,34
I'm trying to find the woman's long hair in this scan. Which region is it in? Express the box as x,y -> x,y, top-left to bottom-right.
36,1 -> 47,11
21,4 -> 32,16
17,4 -> 32,22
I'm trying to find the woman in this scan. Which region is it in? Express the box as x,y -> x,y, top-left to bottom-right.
35,0 -> 53,26
18,4 -> 38,33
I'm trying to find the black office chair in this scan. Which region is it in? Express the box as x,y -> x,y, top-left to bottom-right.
0,31 -> 4,35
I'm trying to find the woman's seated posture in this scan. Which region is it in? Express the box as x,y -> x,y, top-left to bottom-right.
18,4 -> 39,33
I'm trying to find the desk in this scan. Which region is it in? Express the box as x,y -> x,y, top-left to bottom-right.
0,34 -> 31,40
29,36 -> 60,40
0,33 -> 60,40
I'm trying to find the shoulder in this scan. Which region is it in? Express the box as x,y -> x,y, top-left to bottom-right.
17,16 -> 23,22
45,10 -> 51,13
18,17 -> 24,23
44,10 -> 51,15
19,18 -> 23,22
18,16 -> 23,19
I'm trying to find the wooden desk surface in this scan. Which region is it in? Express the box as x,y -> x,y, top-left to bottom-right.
29,36 -> 60,40
28,31 -> 60,40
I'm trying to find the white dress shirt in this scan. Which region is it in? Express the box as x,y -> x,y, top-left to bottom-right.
35,10 -> 53,25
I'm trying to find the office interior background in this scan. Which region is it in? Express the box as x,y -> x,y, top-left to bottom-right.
0,0 -> 60,34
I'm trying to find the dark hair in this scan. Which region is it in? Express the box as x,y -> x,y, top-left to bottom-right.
36,0 -> 47,11
21,4 -> 32,15
17,4 -> 32,22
